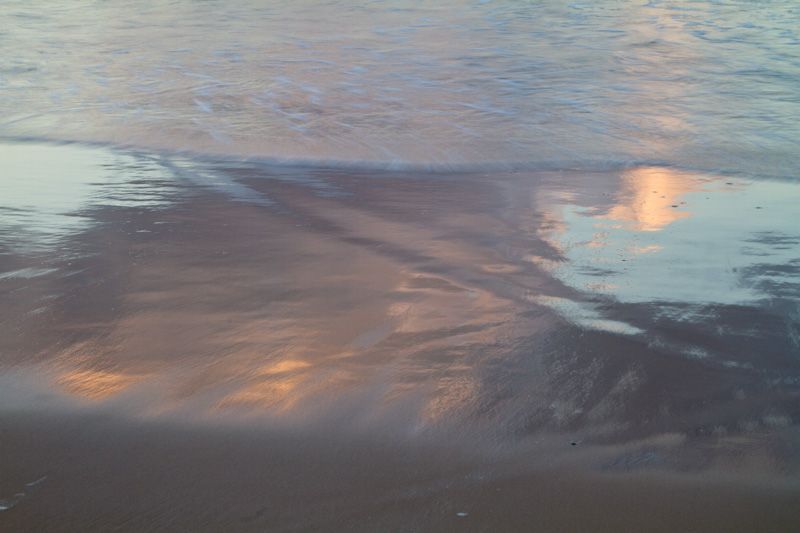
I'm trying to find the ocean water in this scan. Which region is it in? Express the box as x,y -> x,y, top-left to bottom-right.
1,0 -> 799,177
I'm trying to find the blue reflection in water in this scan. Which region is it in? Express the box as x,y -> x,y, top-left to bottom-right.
534,168 -> 800,307
0,142 -> 179,255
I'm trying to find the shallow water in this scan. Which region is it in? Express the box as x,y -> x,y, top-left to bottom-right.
1,142 -> 799,528
2,141 -> 799,462
1,0 -> 799,176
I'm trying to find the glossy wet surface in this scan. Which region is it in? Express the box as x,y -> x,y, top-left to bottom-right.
3,1 -> 800,527
2,1 -> 799,176
2,142 -> 800,529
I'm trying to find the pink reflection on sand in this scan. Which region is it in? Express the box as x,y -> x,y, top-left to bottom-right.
36,172 -> 533,427
601,167 -> 703,232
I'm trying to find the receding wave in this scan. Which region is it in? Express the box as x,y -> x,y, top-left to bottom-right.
4,134 -> 800,186
1,0 -> 798,180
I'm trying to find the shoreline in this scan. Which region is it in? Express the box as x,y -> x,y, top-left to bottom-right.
3,135 -> 799,183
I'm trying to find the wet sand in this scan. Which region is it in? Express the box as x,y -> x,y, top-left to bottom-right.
2,142 -> 800,530
3,410 -> 799,532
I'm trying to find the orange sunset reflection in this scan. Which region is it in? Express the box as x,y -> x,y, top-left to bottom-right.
600,167 -> 704,232
57,368 -> 151,400
528,166 -> 714,308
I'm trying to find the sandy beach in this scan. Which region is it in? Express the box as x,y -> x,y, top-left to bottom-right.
2,142 -> 799,530
3,410 -> 798,532
3,1 -> 800,529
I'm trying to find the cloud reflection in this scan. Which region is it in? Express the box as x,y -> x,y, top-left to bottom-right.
4,146 -> 798,465
600,167 -> 700,232
534,168 -> 800,307
57,368 -> 152,400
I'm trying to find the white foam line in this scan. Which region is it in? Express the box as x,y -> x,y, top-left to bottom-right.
529,295 -> 644,336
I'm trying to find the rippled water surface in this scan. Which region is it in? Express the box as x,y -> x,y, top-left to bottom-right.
2,0 -> 799,175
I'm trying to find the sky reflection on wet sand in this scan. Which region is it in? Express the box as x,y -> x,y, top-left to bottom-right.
3,0 -> 800,527
535,167 -> 800,308
2,142 -> 798,445
1,142 -> 800,528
